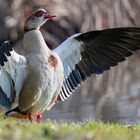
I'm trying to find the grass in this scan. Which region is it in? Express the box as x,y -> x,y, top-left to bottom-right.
0,118 -> 140,140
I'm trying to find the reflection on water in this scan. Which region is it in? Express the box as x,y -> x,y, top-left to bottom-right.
44,55 -> 140,124
44,91 -> 140,124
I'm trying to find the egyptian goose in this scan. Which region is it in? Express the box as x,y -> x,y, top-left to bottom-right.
0,9 -> 140,123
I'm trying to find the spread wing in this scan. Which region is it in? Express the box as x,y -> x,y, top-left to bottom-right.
53,27 -> 140,101
0,41 -> 27,109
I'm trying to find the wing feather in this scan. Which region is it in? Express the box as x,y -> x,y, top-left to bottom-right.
0,41 -> 27,109
54,27 -> 140,101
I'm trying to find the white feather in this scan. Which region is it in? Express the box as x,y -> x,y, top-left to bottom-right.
53,33 -> 83,78
1,49 -> 27,98
0,70 -> 13,98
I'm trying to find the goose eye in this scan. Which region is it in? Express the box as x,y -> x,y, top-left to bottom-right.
35,11 -> 44,17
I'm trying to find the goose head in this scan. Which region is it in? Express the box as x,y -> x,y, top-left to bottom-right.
24,9 -> 56,32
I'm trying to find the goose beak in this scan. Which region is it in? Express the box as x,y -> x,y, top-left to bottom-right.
43,12 -> 56,19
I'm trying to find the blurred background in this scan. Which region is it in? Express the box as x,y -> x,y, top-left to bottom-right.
0,0 -> 140,123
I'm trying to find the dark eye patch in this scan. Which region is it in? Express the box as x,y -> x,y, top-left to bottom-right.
35,11 -> 45,17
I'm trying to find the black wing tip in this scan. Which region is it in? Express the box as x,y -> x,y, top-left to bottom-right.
75,30 -> 102,42
75,27 -> 140,41
0,40 -> 13,67
1,40 -> 13,47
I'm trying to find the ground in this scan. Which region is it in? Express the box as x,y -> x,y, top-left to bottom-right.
0,118 -> 140,140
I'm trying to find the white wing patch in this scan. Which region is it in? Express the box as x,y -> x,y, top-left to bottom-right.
0,47 -> 27,107
53,33 -> 85,101
53,33 -> 83,79
0,70 -> 13,99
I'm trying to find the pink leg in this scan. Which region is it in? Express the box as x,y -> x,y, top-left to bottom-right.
28,113 -> 34,122
36,114 -> 42,123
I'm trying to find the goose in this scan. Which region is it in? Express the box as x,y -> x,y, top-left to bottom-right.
0,9 -> 140,123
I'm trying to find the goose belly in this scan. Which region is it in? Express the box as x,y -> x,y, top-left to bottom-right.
24,54 -> 64,114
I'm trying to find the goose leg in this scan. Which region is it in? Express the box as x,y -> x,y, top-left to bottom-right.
28,113 -> 34,122
36,114 -> 42,123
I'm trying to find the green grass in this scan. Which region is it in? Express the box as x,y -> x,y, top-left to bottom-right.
0,118 -> 140,140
